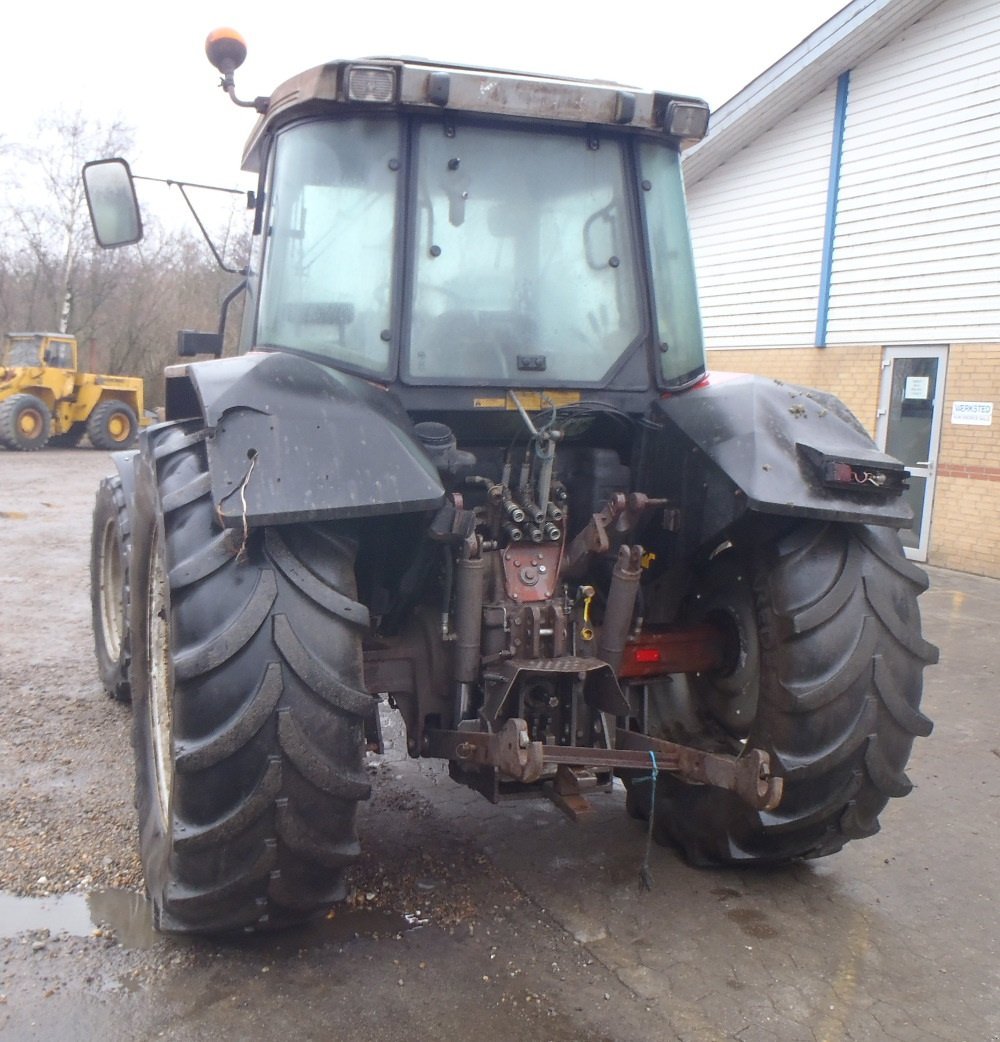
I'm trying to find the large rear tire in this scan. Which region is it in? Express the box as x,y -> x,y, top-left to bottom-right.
130,422 -> 375,933
626,520 -> 937,865
91,474 -> 133,703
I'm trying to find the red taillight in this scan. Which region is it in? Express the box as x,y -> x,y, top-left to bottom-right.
619,624 -> 725,678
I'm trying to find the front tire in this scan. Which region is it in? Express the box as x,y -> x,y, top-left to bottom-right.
130,422 -> 375,933
628,520 -> 937,865
0,393 -> 52,450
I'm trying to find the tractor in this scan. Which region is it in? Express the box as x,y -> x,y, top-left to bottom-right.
0,332 -> 146,450
84,29 -> 936,934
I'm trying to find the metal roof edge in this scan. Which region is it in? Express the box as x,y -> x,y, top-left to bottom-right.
683,0 -> 948,184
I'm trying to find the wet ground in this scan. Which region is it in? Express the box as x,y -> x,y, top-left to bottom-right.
1,449 -> 997,1041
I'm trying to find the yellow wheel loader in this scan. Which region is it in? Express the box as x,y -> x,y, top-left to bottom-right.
0,332 -> 149,451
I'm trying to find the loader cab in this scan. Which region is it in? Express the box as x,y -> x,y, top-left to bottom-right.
239,59 -> 710,405
3,333 -> 77,370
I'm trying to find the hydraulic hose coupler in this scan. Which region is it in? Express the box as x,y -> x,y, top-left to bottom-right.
543,522 -> 561,542
503,522 -> 525,543
503,495 -> 526,524
522,499 -> 546,525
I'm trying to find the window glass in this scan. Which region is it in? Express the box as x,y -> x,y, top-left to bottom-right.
5,337 -> 43,366
638,142 -> 706,385
46,342 -> 74,368
407,124 -> 642,384
256,118 -> 399,375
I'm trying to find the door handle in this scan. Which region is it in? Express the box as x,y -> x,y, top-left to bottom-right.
915,461 -> 930,467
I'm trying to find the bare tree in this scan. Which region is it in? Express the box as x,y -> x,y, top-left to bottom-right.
0,113 -> 250,401
0,111 -> 133,333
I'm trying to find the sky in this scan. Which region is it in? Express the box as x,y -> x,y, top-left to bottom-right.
3,0 -> 848,218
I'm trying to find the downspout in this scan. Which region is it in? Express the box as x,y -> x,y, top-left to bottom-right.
815,70 -> 851,347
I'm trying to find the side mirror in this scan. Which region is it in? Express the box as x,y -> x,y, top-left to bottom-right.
82,158 -> 143,248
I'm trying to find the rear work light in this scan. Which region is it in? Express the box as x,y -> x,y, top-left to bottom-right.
346,65 -> 397,103
664,100 -> 710,140
822,460 -> 908,493
797,443 -> 908,496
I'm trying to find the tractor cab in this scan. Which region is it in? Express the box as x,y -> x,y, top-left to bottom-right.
85,34 -> 711,411
240,72 -> 709,402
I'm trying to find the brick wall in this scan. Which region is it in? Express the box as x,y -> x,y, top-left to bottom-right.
930,343 -> 1000,576
706,343 -> 1000,578
707,345 -> 883,433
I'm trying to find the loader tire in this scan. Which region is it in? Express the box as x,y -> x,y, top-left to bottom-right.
0,393 -> 51,450
626,520 -> 937,866
87,400 -> 139,450
91,474 -> 133,703
129,422 -> 375,933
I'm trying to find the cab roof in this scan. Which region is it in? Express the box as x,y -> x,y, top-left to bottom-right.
240,56 -> 709,171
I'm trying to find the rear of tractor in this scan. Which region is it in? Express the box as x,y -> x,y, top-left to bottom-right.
86,31 -> 936,934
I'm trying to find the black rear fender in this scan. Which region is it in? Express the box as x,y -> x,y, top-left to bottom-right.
159,352 -> 445,528
107,449 -> 140,509
639,372 -> 912,555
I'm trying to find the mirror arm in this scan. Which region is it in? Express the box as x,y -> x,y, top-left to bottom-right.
131,173 -> 249,275
128,176 -> 244,275
174,183 -> 242,274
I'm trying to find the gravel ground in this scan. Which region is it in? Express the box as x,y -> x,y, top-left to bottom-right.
2,444 -> 996,1042
0,447 -> 629,1042
0,450 -> 142,899
0,448 -> 517,923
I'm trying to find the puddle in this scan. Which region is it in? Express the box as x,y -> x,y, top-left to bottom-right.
0,890 -> 427,952
0,889 -> 158,949
725,907 -> 780,940
240,908 -> 427,953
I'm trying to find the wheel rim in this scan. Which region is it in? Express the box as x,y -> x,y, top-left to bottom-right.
107,412 -> 132,442
97,517 -> 124,662
698,601 -> 759,737
147,534 -> 174,822
685,556 -> 761,742
18,407 -> 43,438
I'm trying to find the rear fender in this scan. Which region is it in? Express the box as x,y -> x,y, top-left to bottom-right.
108,450 -> 140,507
643,372 -> 912,552
0,380 -> 56,411
160,351 -> 445,527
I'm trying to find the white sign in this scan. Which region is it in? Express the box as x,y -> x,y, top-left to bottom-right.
951,401 -> 993,426
904,376 -> 930,400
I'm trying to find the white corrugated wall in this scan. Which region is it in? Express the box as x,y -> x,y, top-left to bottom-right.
686,87 -> 836,348
686,0 -> 1000,349
827,0 -> 1000,344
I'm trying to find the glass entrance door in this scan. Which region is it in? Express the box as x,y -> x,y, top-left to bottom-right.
875,346 -> 947,561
